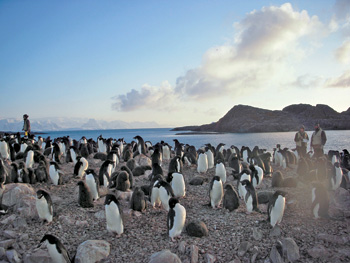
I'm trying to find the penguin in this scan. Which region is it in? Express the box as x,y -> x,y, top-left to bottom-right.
268,190 -> 286,227
250,165 -> 264,188
130,186 -> 146,212
134,135 -> 147,155
149,162 -> 163,181
97,135 -> 107,153
182,152 -> 197,166
311,183 -> 329,219
271,171 -> 284,187
116,171 -> 130,191
205,146 -> 214,169
168,156 -> 183,175
132,165 -> 152,177
123,148 -> 133,162
0,159 -> 8,188
154,180 -> 175,211
229,153 -> 242,179
39,234 -> 71,263
52,143 -> 62,163
35,160 -> 49,183
167,172 -> 186,198
120,165 -> 134,188
85,169 -> 99,201
74,156 -> 88,178
260,152 -> 273,175
105,194 -> 124,235
238,170 -> 251,199
223,184 -> 240,211
9,162 -> 19,183
126,158 -> 137,172
17,162 -> 30,184
331,162 -> 343,191
162,143 -> 171,160
215,160 -> 227,183
241,179 -> 259,213
98,159 -> 114,187
151,148 -> 162,166
168,197 -> 186,241
49,161 -> 63,185
77,181 -> 94,208
69,146 -> 79,164
241,146 -> 251,163
107,150 -> 119,171
0,139 -> 9,160
197,152 -> 208,173
209,176 -> 223,209
36,189 -> 53,223
78,137 -> 89,158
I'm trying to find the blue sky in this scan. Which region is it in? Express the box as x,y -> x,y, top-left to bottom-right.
1,0 -> 349,127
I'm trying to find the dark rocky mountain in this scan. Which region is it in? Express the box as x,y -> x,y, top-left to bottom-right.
173,104 -> 350,133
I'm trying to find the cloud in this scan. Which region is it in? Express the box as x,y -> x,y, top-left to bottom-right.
175,3 -> 323,100
335,40 -> 350,63
291,74 -> 325,89
326,70 -> 350,88
111,81 -> 177,111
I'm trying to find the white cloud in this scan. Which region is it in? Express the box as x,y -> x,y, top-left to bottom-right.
335,39 -> 350,63
291,74 -> 325,89
326,70 -> 350,88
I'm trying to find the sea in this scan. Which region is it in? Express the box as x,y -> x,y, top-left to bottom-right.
39,128 -> 350,153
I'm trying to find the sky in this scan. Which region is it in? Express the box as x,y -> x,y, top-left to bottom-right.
1,0 -> 350,127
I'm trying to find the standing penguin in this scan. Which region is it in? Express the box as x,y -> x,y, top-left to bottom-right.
197,152 -> 208,173
98,159 -> 114,187
77,181 -> 94,208
215,160 -> 227,183
85,169 -> 100,201
250,165 -> 264,188
229,153 -> 242,179
154,180 -> 175,211
223,184 -> 240,211
116,171 -> 130,191
168,197 -> 186,241
311,183 -> 329,219
35,160 -> 49,183
130,186 -> 146,212
150,175 -> 164,208
205,146 -> 215,169
162,143 -> 171,160
25,147 -> 34,168
74,156 -> 88,178
120,165 -> 134,189
268,190 -> 286,227
36,190 -> 53,224
69,146 -> 79,164
167,172 -> 186,198
0,139 -> 9,160
238,170 -> 251,199
209,176 -> 224,209
134,135 -> 147,155
39,234 -> 71,263
0,159 -> 8,188
49,161 -> 63,185
241,179 -> 259,213
105,194 -> 124,235
331,162 -> 343,190
168,156 -> 183,175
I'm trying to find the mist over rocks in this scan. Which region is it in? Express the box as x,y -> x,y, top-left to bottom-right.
173,104 -> 350,133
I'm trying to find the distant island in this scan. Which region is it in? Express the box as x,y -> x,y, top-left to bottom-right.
172,104 -> 350,133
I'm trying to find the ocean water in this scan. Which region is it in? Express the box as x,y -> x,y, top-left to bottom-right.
40,128 -> 350,153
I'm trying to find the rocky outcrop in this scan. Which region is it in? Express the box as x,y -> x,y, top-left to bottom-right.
173,104 -> 350,133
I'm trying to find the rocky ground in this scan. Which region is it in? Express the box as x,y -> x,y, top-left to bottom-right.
0,152 -> 350,263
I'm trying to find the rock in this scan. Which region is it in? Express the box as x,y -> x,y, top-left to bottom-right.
0,214 -> 16,225
98,186 -> 109,197
238,241 -> 252,257
2,184 -> 35,207
0,239 -> 15,249
3,230 -> 17,239
93,152 -> 107,161
135,154 -> 152,166
16,196 -> 37,218
251,246 -> 259,263
178,241 -> 186,254
115,190 -> 133,201
317,233 -> 349,245
6,249 -> 21,263
228,258 -> 241,263
149,249 -> 181,263
281,238 -> 300,262
270,242 -> 283,263
331,187 -> 350,210
23,248 -> 51,263
0,247 -> 5,259
189,177 -> 205,185
75,220 -> 89,227
205,253 -> 216,263
94,211 -> 106,220
186,221 -> 209,237
75,240 -> 111,263
252,227 -> 262,241
257,191 -> 274,204
59,215 -> 75,225
190,245 -> 199,263
307,245 -> 328,259
12,217 -> 27,229
269,225 -> 281,237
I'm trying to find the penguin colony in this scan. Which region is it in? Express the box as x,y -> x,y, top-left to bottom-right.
0,132 -> 349,262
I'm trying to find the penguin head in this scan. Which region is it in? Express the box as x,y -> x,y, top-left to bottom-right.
224,184 -> 234,191
119,171 -> 129,181
85,169 -> 96,176
167,173 -> 173,183
249,164 -> 256,171
213,176 -> 221,182
104,194 -> 118,205
40,234 -> 58,245
77,181 -> 86,187
168,197 -> 179,209
274,190 -> 287,197
36,189 -> 47,198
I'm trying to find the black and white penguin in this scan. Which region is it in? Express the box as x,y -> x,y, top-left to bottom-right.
241,146 -> 251,163
39,234 -> 71,263
168,197 -> 186,241
116,171 -> 130,191
154,180 -> 175,211
130,186 -> 146,212
268,190 -> 286,227
149,162 -> 163,181
167,172 -> 185,198
25,146 -> 34,168
311,183 -> 329,219
150,174 -> 164,208
205,146 -> 214,169
98,159 -> 114,187
250,165 -> 264,188
97,135 -> 107,153
151,148 -> 162,166
197,152 -> 208,173
0,139 -> 10,160
0,159 -> 8,188
134,135 -> 147,155
49,161 -> 63,185
36,190 -> 53,223
215,160 -> 227,183
223,184 -> 240,211
52,143 -> 62,164
182,152 -> 197,166
74,156 -> 88,178
238,170 -> 251,199
209,176 -> 223,209
77,181 -> 94,208
173,139 -> 184,157
105,194 -> 124,235
85,169 -> 99,201
17,161 -> 30,184
107,150 -> 119,171
331,162 -> 343,190
162,142 -> 171,160
168,156 -> 183,175
229,153 -> 242,179
69,146 -> 79,164
241,179 -> 259,213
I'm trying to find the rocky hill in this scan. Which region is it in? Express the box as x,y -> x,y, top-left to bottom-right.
173,104 -> 350,133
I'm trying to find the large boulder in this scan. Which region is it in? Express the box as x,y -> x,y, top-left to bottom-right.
149,249 -> 181,263
23,248 -> 51,263
134,154 -> 152,166
75,240 -> 111,263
